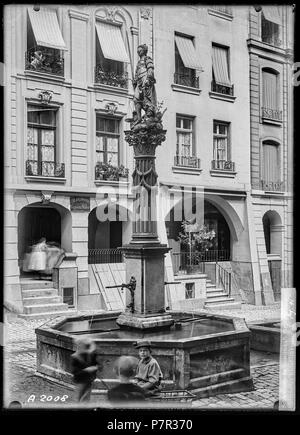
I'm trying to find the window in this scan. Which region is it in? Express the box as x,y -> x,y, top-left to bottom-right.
185,283 -> 195,299
174,34 -> 200,88
262,69 -> 282,122
63,288 -> 75,308
261,7 -> 281,47
212,121 -> 234,171
95,21 -> 129,88
96,116 -> 120,166
262,141 -> 282,191
211,44 -> 233,95
26,105 -> 64,177
210,6 -> 232,15
26,8 -> 66,76
174,116 -> 200,168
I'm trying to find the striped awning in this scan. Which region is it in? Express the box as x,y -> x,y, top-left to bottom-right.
96,21 -> 129,63
175,35 -> 201,70
27,8 -> 67,51
212,45 -> 231,87
262,6 -> 281,26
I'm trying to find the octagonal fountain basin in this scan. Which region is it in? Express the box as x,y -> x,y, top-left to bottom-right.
35,311 -> 254,399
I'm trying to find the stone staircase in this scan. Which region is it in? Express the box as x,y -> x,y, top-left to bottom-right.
205,279 -> 241,310
20,278 -> 76,318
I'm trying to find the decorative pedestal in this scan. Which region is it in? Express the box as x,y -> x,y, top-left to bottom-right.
116,122 -> 174,329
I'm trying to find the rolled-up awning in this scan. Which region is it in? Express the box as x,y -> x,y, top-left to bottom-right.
212,45 -> 231,87
96,21 -> 129,63
27,8 -> 67,51
262,6 -> 281,26
175,35 -> 201,70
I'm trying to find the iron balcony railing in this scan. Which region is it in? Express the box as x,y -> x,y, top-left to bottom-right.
174,72 -> 199,89
25,46 -> 64,76
95,65 -> 128,88
88,248 -> 124,264
260,180 -> 285,192
174,155 -> 201,169
261,107 -> 283,122
211,80 -> 234,96
95,164 -> 129,181
211,160 -> 235,172
26,160 -> 65,178
171,250 -> 230,275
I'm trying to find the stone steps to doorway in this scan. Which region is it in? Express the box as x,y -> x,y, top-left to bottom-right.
22,288 -> 58,298
20,278 -> 75,318
23,302 -> 69,315
21,280 -> 54,290
23,295 -> 63,305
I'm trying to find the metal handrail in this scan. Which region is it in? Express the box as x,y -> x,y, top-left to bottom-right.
216,262 -> 232,296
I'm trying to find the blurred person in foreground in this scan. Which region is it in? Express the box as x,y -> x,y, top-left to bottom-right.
71,337 -> 98,402
108,356 -> 146,404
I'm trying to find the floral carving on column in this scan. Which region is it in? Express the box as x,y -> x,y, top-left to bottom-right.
140,7 -> 151,20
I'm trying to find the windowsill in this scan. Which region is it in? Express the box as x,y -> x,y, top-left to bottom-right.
251,188 -> 285,196
210,169 -> 237,178
209,91 -> 236,103
92,83 -> 129,96
207,9 -> 233,21
24,70 -> 65,82
261,117 -> 282,127
171,83 -> 201,95
247,38 -> 286,56
172,165 -> 202,175
25,176 -> 66,183
94,179 -> 129,187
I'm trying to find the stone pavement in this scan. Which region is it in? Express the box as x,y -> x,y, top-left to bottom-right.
3,306 -> 280,409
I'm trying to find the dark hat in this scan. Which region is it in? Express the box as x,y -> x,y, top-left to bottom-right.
134,340 -> 152,349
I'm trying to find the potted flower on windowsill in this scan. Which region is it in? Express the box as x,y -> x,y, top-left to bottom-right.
95,162 -> 129,181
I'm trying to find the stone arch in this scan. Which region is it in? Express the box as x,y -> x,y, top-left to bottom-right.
17,201 -> 72,268
262,210 -> 282,256
204,194 -> 244,242
88,202 -> 132,262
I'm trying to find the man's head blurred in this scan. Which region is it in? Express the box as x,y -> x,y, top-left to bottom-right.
114,356 -> 139,381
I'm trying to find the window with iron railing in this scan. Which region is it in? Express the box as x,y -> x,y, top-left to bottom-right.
261,69 -> 282,122
95,116 -> 120,179
95,32 -> 128,88
212,121 -> 234,171
174,42 -> 199,89
175,115 -> 200,168
26,10 -> 65,76
26,105 -> 64,178
261,141 -> 282,191
211,44 -> 233,96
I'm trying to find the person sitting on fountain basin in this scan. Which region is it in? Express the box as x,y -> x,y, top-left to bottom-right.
108,356 -> 146,404
71,337 -> 99,403
132,340 -> 163,397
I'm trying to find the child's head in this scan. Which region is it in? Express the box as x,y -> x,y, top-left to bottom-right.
75,337 -> 95,354
115,356 -> 139,380
134,340 -> 152,360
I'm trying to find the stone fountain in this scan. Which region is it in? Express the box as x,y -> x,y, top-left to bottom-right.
35,44 -> 254,401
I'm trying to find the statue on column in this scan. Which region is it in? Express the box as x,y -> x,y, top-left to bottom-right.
130,44 -> 165,131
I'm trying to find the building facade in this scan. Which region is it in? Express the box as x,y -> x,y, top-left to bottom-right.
3,5 -> 294,315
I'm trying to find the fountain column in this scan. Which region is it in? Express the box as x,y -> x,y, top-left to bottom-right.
116,123 -> 174,329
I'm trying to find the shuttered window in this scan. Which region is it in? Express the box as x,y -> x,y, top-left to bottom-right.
262,70 -> 278,110
212,45 -> 231,87
262,142 -> 279,183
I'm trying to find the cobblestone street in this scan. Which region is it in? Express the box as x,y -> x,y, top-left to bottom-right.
4,306 -> 280,409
